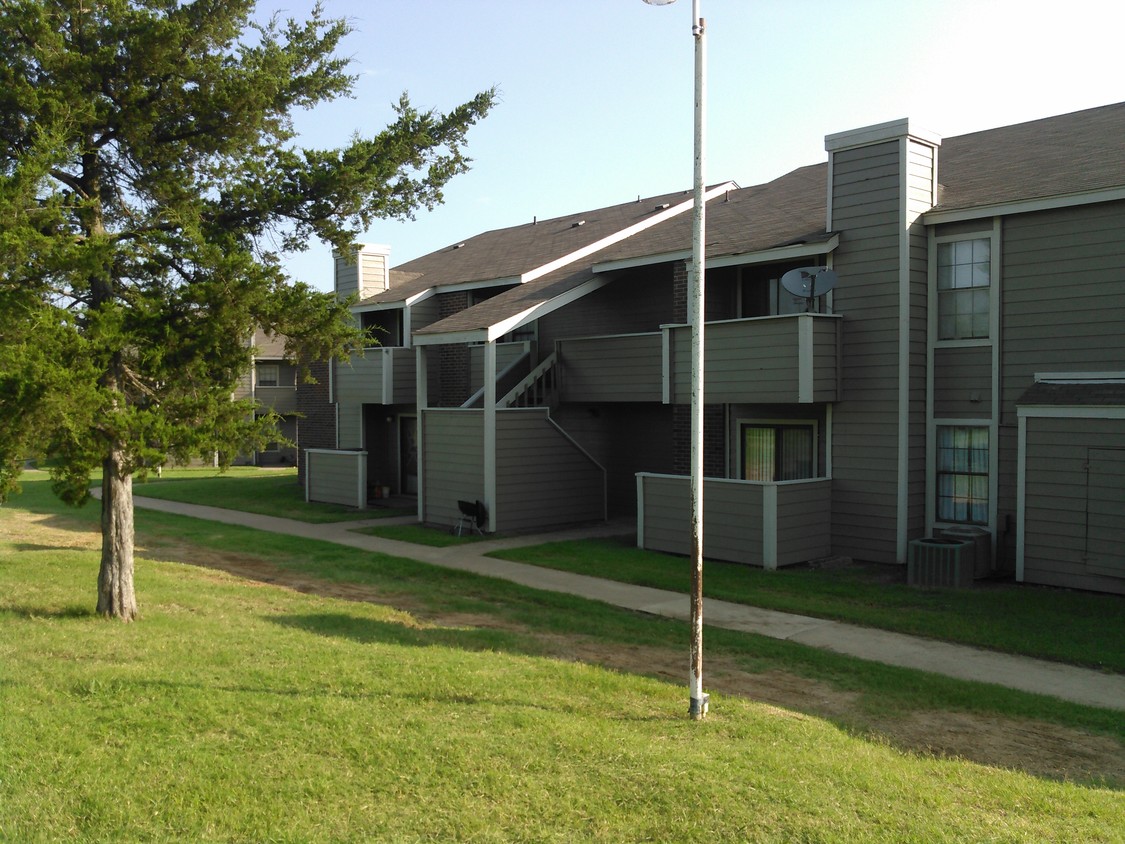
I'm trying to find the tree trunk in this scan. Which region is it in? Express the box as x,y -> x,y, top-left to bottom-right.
97,443 -> 137,621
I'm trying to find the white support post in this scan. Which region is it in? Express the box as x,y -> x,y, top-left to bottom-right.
415,345 -> 428,523
687,0 -> 708,722
484,340 -> 498,533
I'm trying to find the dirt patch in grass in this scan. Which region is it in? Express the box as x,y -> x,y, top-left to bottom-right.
8,509 -> 1122,787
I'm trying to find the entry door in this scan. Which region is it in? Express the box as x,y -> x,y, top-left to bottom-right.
1087,448 -> 1125,579
399,416 -> 418,495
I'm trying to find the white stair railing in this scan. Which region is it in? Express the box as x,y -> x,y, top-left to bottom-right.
499,352 -> 558,408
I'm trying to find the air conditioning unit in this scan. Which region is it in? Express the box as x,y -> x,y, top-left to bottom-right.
938,526 -> 993,578
908,538 -> 975,588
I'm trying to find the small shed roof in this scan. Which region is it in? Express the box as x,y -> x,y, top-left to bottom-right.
1017,380 -> 1125,407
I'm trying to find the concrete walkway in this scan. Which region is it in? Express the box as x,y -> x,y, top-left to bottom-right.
131,494 -> 1125,712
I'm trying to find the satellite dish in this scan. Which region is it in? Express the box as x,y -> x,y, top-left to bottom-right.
780,266 -> 838,312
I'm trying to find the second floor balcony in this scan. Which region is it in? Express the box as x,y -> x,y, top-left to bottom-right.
334,346 -> 417,406
253,385 -> 298,414
557,313 -> 842,406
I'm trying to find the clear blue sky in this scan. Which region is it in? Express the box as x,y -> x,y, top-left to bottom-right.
258,0 -> 1124,292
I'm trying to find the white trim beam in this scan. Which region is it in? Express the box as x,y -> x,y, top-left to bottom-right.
592,234 -> 840,275
923,186 -> 1125,226
525,181 -> 737,284
797,313 -> 813,403
483,340 -> 497,533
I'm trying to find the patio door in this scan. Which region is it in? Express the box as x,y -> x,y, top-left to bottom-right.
741,422 -> 816,481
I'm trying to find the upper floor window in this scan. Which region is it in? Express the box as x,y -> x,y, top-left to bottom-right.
936,238 -> 990,340
256,363 -> 279,387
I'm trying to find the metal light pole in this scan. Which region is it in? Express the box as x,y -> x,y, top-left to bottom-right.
643,0 -> 708,720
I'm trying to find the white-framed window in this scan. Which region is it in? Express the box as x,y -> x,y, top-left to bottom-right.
739,421 -> 818,481
256,363 -> 279,387
936,237 -> 991,341
936,425 -> 989,524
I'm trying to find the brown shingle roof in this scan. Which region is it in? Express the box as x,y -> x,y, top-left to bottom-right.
393,102 -> 1125,337
358,187 -> 699,308
1018,380 -> 1125,407
935,102 -> 1125,212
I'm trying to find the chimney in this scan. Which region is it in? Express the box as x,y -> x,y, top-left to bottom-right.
333,243 -> 392,301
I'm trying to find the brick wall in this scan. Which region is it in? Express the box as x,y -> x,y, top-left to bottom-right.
672,404 -> 726,477
295,357 -> 335,485
672,260 -> 688,324
671,260 -> 725,477
437,291 -> 471,407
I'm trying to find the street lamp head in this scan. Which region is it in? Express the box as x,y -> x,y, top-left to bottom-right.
642,0 -> 677,5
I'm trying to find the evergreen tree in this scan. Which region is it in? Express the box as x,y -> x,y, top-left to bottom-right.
0,0 -> 494,619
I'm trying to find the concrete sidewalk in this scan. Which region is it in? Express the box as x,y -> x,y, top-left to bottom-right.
131,494 -> 1125,712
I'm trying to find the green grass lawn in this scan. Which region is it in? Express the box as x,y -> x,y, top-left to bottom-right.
491,537 -> 1125,673
129,467 -> 405,523
351,522 -> 491,547
8,475 -> 1122,738
72,468 -> 1125,671
2,504 -> 1122,841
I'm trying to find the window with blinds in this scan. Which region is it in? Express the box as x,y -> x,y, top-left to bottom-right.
741,423 -> 816,482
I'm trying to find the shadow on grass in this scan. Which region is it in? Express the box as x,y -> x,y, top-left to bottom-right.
2,604 -> 96,620
270,611 -> 525,655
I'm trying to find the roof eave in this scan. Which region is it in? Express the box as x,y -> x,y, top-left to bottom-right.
592,233 -> 840,274
413,275 -> 611,347
924,185 -> 1125,225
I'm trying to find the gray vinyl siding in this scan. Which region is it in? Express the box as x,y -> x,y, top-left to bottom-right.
421,410 -> 484,528
254,386 -> 297,414
934,346 -> 992,418
232,371 -> 252,402
641,475 -> 764,564
393,351 -> 417,401
775,481 -> 834,564
360,251 -> 387,297
494,410 -> 606,532
638,475 -> 831,567
814,318 -> 842,398
253,330 -> 288,359
665,315 -> 841,405
905,139 -> 935,546
468,342 -> 529,396
550,403 -> 674,516
1022,417 -> 1125,595
408,296 -> 441,334
334,254 -> 359,299
557,333 -> 663,402
306,450 -> 366,508
1001,202 -> 1125,397
537,265 -> 675,357
670,318 -> 797,404
335,348 -> 419,407
336,352 -> 385,405
991,200 -> 1125,573
337,403 -> 363,448
828,140 -> 905,563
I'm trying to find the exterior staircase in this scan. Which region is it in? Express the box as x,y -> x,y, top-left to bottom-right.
500,352 -> 559,408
